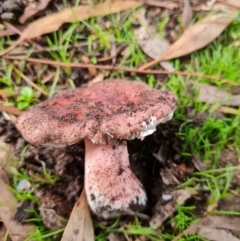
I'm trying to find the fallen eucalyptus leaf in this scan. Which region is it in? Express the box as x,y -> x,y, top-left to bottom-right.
144,0 -> 179,10
0,103 -> 22,116
107,232 -> 127,241
191,155 -> 206,171
195,82 -> 240,106
218,106 -> 239,115
61,189 -> 94,241
150,189 -> 191,229
182,0 -> 193,27
0,169 -> 35,241
186,216 -> 240,241
139,12 -> 234,70
19,0 -> 52,24
134,26 -> 174,72
0,0 -> 142,56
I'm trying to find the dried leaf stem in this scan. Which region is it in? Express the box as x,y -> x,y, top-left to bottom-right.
5,55 -> 240,86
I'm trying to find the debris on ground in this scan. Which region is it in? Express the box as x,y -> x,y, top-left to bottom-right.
134,8 -> 174,72
0,169 -> 35,241
150,189 -> 191,229
0,0 -> 142,56
19,0 -> 52,24
181,0 -> 193,28
185,216 -> 240,241
61,189 -> 94,241
193,82 -> 240,106
107,232 -> 126,241
139,12 -> 234,70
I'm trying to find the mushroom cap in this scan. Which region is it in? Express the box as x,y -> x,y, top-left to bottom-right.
16,79 -> 177,146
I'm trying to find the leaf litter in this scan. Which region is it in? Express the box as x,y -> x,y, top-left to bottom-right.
134,8 -> 175,72
0,169 -> 36,241
139,3 -> 238,70
0,0 -> 142,56
61,189 -> 94,241
185,216 -> 240,241
0,103 -> 22,116
182,0 -> 193,27
194,82 -> 240,106
150,189 -> 191,229
19,0 -> 52,24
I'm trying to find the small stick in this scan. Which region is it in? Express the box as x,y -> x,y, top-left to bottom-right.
13,66 -> 48,96
4,55 -> 240,86
4,22 -> 43,51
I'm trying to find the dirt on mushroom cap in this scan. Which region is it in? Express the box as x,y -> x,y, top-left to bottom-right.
16,79 -> 177,146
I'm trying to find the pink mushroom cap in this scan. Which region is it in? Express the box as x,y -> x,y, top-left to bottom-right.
16,79 -> 177,146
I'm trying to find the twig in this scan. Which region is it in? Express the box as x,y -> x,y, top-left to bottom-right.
97,45 -> 127,62
0,103 -> 22,116
7,42 -> 89,56
4,55 -> 240,86
4,22 -> 43,51
171,232 -> 185,241
13,66 -> 48,96
218,106 -> 239,115
144,0 -> 179,9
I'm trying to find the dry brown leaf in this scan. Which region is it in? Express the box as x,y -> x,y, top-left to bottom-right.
0,224 -> 11,241
134,27 -> 174,72
144,0 -> 179,10
87,73 -> 105,86
150,189 -> 191,229
0,137 -> 15,169
0,90 -> 12,100
218,106 -> 239,115
0,0 -> 142,56
0,103 -> 22,116
0,24 -> 25,37
139,13 -> 234,70
191,155 -> 206,171
186,216 -> 240,241
19,0 -> 52,24
182,0 -> 193,27
194,82 -> 240,106
107,233 -> 127,241
82,56 -> 98,77
0,169 -> 35,241
61,189 -> 94,241
216,0 -> 240,12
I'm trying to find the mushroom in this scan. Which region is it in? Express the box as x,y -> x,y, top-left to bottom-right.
16,79 -> 177,219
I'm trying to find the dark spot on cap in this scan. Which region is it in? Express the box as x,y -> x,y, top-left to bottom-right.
90,193 -> 96,201
118,167 -> 124,176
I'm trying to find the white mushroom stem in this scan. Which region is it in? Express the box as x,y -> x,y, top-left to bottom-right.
84,138 -> 147,219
